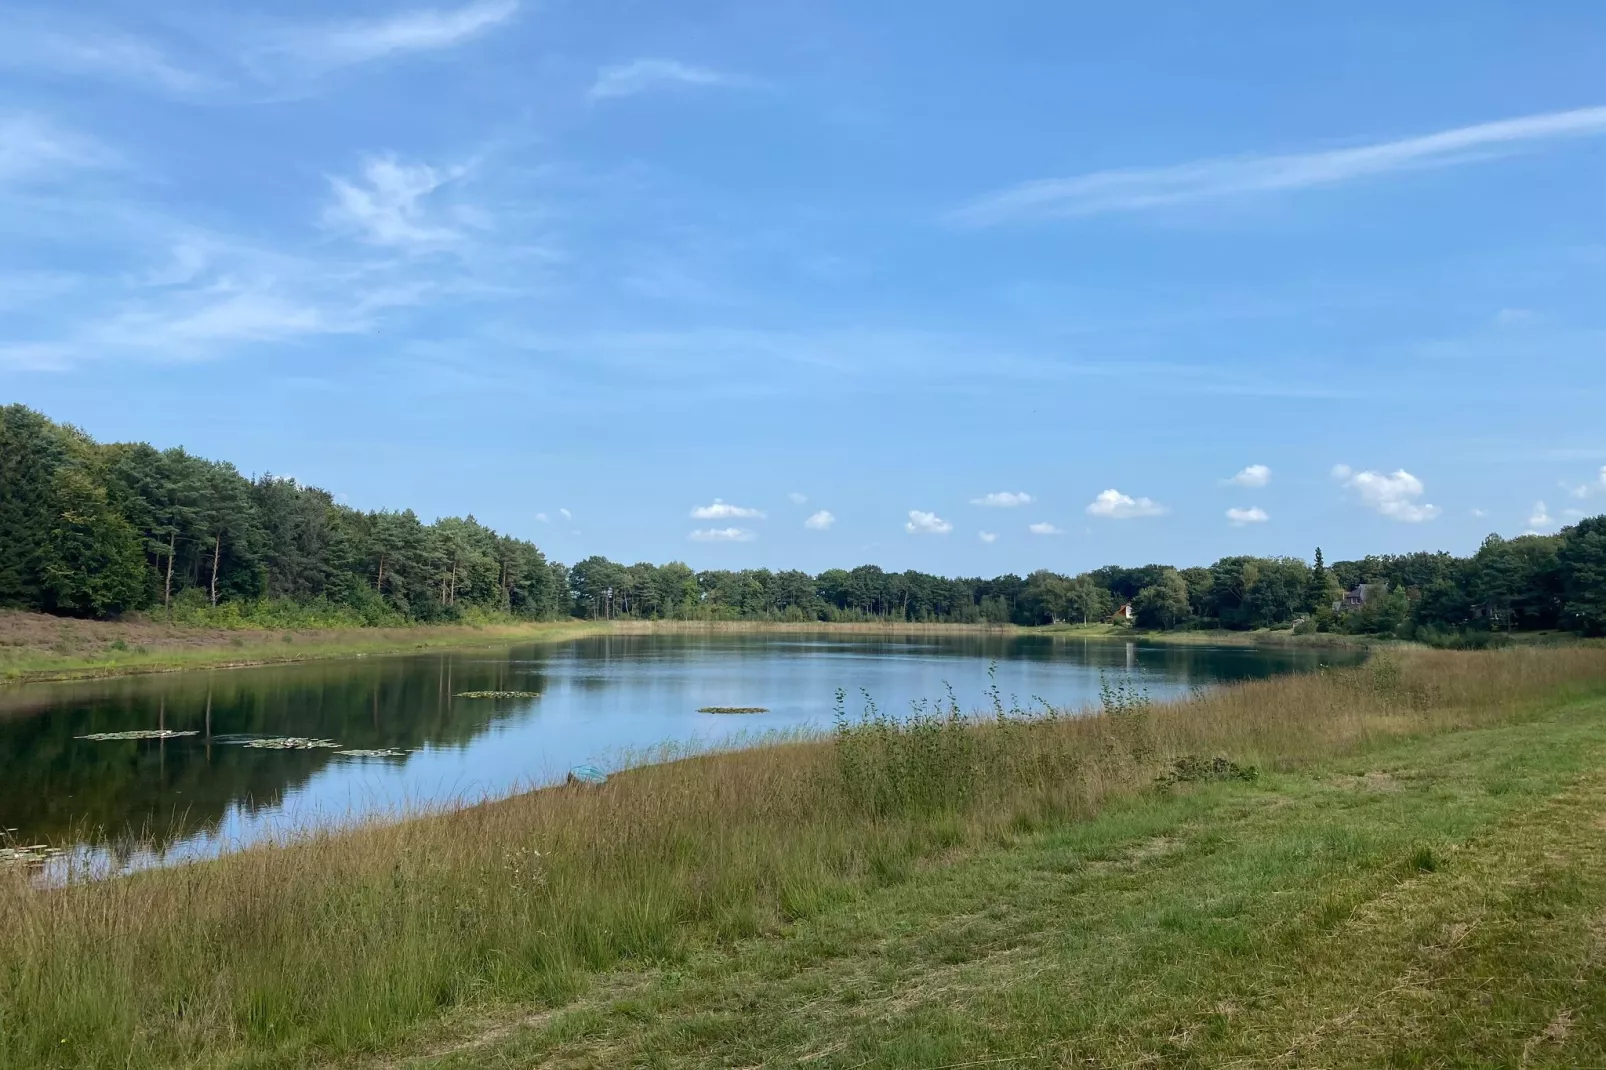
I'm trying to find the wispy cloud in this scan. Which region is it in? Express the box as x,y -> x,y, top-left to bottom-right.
788,491 -> 808,505
1,26 -> 210,93
324,156 -> 461,247
1028,521 -> 1064,535
1226,506 -> 1269,526
0,114 -> 111,184
277,0 -> 518,71
689,527 -> 755,543
589,59 -> 735,100
87,288 -> 354,356
1332,465 -> 1440,523
978,531 -> 999,544
691,499 -> 765,520
1225,464 -> 1271,488
804,510 -> 834,531
1086,489 -> 1166,519
905,510 -> 952,535
1529,501 -> 1554,529
970,491 -> 1033,508
954,104 -> 1606,225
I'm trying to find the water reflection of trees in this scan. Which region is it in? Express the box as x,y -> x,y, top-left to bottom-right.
0,653 -> 548,847
3,637 -> 1355,851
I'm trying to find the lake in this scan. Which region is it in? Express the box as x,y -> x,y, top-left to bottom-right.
0,631 -> 1354,871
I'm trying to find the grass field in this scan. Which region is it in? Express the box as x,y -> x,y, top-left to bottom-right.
4,645 -> 1606,1068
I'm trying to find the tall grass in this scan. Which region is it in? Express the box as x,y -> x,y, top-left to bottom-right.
2,646 -> 1604,1069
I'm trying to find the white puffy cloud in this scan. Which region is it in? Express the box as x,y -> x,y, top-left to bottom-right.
905,510 -> 952,535
1028,521 -> 1064,535
978,531 -> 998,543
1565,466 -> 1606,498
788,491 -> 808,505
1226,464 -> 1271,488
691,498 -> 765,520
689,527 -> 755,542
969,491 -> 1033,508
803,510 -> 834,530
1529,501 -> 1554,529
1333,467 -> 1441,523
1085,489 -> 1166,519
1225,506 -> 1269,526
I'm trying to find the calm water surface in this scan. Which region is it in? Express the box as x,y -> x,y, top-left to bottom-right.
0,632 -> 1355,869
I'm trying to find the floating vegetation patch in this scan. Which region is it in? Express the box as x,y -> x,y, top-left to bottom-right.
0,844 -> 62,866
241,737 -> 341,750
698,706 -> 770,715
454,690 -> 541,700
76,730 -> 199,742
335,748 -> 409,759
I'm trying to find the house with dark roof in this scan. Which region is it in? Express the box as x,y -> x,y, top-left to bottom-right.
1335,582 -> 1388,613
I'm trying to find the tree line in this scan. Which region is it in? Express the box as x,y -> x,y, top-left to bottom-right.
3,405 -> 1603,637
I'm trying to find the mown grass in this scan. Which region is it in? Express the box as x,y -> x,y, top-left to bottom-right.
2,647 -> 1605,1069
443,693 -> 1606,1068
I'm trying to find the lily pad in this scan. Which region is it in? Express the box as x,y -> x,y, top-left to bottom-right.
335,748 -> 409,759
697,706 -> 770,715
241,737 -> 341,750
455,690 -> 541,699
0,844 -> 62,866
76,730 -> 199,741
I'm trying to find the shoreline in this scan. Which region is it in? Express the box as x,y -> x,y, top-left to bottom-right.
0,610 -> 1365,688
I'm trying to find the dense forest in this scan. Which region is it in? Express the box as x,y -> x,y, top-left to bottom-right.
3,405 -> 1604,637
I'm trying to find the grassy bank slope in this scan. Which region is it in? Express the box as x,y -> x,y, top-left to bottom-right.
0,609 -> 611,685
4,648 -> 1605,1068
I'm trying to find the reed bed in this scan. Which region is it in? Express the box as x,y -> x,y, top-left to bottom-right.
2,646 -> 1604,1069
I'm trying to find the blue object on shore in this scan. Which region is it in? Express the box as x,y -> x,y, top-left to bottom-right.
567,764 -> 607,785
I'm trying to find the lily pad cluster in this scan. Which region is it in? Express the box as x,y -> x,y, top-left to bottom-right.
454,690 -> 541,699
75,730 -> 412,755
76,729 -> 200,741
0,844 -> 62,866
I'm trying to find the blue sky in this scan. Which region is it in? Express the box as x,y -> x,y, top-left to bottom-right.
4,1 -> 1605,575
